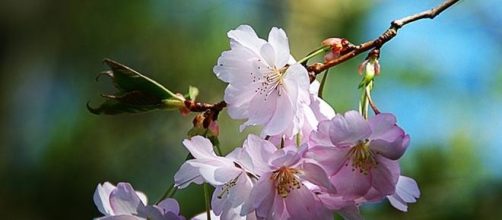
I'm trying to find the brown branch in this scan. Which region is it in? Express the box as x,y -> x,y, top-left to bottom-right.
184,100 -> 227,113
307,0 -> 459,76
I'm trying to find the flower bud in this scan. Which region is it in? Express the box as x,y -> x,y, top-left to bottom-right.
358,49 -> 381,88
321,38 -> 349,62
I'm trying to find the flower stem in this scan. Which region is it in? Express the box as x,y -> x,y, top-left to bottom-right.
359,81 -> 373,119
156,183 -> 178,203
297,46 -> 330,65
203,183 -> 212,220
318,69 -> 329,98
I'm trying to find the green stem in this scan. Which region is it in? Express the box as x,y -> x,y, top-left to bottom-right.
156,183 -> 178,203
297,46 -> 330,64
214,142 -> 223,156
203,183 -> 212,220
358,81 -> 373,119
318,69 -> 329,98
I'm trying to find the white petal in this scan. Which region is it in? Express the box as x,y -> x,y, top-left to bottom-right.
94,182 -> 116,215
262,91 -> 293,136
243,89 -> 277,130
182,136 -> 216,159
214,46 -> 260,85
228,25 -> 266,55
174,163 -> 204,188
260,43 -> 276,67
268,27 -> 290,67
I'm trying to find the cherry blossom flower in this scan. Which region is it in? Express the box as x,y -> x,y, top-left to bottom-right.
213,25 -> 310,137
93,182 -> 184,220
240,143 -> 333,220
173,135 -> 259,219
93,182 -> 148,220
307,111 -> 410,200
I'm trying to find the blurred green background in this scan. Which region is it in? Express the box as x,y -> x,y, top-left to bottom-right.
1,0 -> 501,219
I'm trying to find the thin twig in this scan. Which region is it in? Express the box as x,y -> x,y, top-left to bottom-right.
307,0 -> 459,76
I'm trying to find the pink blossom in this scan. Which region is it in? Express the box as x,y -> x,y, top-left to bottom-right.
213,25 -> 310,137
93,182 -> 184,220
174,135 -> 258,218
240,143 -> 333,220
307,111 -> 410,200
93,182 -> 148,220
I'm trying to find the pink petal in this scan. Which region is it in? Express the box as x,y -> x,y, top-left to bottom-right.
370,156 -> 400,196
369,136 -> 408,160
95,215 -> 143,220
284,186 -> 317,220
331,163 -> 371,199
369,113 -> 406,142
94,182 -> 115,215
329,111 -> 371,146
156,198 -> 180,215
109,183 -> 144,215
309,120 -> 334,148
241,173 -> 275,216
305,146 -> 349,175
300,161 -> 335,192
338,205 -> 363,220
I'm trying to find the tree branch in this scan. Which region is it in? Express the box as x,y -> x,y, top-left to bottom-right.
307,0 -> 459,76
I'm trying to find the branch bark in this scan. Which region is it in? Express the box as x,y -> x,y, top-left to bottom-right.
307,0 -> 459,76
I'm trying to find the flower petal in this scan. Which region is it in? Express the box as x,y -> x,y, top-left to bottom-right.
305,146 -> 349,175
174,163 -> 204,188
109,183 -> 144,215
182,136 -> 216,159
241,173 -> 274,216
329,111 -> 371,146
369,135 -> 409,160
300,161 -> 335,192
94,182 -> 116,215
370,156 -> 400,196
260,43 -> 276,67
228,25 -> 266,55
331,164 -> 371,199
369,113 -> 405,142
268,27 -> 290,67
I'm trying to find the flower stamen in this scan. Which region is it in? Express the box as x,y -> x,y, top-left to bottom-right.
217,173 -> 242,199
270,167 -> 301,198
346,140 -> 378,175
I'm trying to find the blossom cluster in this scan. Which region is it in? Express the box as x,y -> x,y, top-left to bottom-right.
93,25 -> 420,220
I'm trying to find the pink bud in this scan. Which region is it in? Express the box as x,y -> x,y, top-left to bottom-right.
208,120 -> 220,136
321,38 -> 349,62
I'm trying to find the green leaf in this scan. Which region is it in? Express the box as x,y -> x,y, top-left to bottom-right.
101,58 -> 178,99
88,59 -> 184,115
